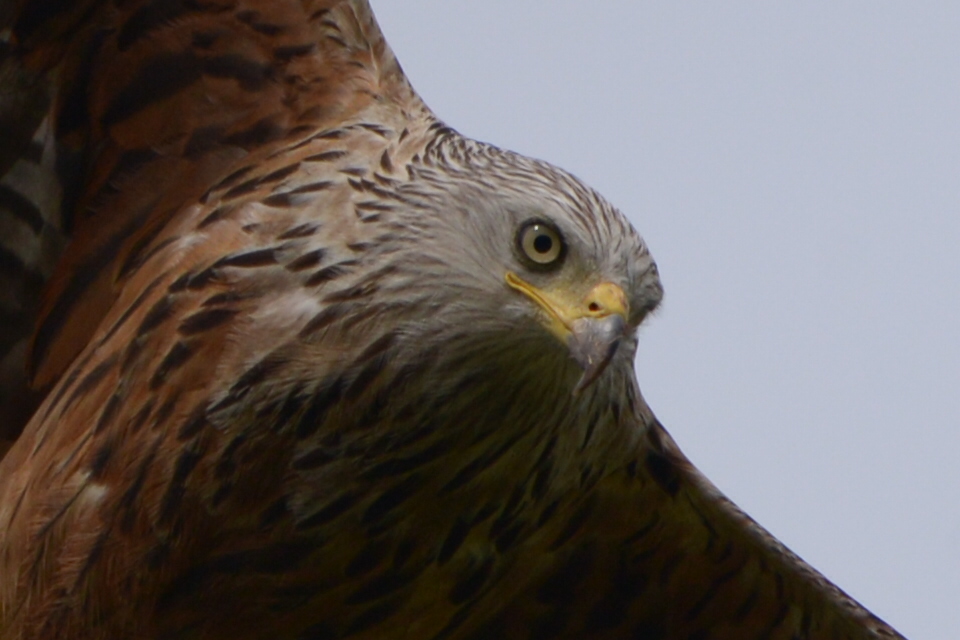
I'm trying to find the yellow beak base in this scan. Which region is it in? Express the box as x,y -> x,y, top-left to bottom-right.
505,272 -> 629,392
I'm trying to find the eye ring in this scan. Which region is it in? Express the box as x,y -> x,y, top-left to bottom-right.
516,219 -> 566,269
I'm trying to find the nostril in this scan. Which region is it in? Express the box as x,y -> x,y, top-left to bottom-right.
583,282 -> 629,319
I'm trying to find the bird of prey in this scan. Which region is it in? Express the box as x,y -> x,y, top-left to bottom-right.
0,0 -> 905,638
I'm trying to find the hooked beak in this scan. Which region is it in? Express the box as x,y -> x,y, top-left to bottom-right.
505,272 -> 630,394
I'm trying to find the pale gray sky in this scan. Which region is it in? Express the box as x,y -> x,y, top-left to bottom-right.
375,3 -> 959,638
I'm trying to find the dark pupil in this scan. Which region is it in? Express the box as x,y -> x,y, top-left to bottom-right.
532,233 -> 553,254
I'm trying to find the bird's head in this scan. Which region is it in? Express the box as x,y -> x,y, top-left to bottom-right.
382,137 -> 663,397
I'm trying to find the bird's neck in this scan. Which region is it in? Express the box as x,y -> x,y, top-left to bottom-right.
282,337 -> 652,535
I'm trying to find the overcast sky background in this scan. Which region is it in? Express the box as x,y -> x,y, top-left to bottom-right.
374,3 -> 959,638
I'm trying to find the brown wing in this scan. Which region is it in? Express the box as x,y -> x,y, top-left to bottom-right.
0,0 -> 433,636
473,414 -> 906,639
12,0 -> 421,391
0,39 -> 66,448
0,0 -> 425,448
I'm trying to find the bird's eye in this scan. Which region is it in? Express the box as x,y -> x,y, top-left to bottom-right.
517,219 -> 565,268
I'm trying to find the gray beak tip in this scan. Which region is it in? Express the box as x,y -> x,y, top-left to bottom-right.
568,314 -> 627,393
